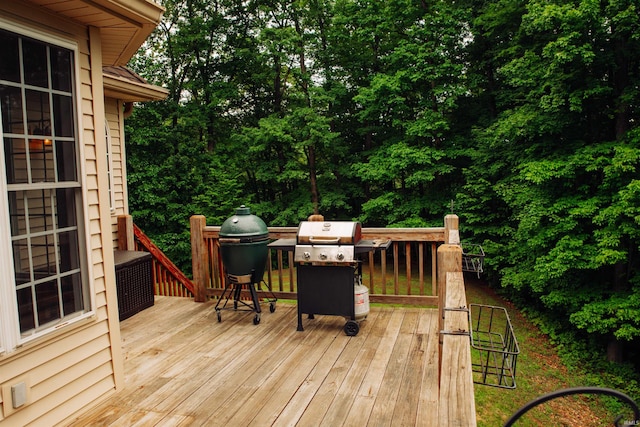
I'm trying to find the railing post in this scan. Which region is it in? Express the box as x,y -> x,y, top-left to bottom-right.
117,214 -> 135,251
437,243 -> 462,367
191,215 -> 207,302
444,213 -> 460,245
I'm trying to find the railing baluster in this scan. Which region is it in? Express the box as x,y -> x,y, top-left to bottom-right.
288,251 -> 295,293
277,250 -> 284,291
381,249 -> 387,295
393,242 -> 400,295
368,251 -> 375,294
431,242 -> 437,296
419,242 -> 425,295
406,242 -> 411,296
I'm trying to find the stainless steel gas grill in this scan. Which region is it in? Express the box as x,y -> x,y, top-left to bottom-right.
270,220 -> 389,335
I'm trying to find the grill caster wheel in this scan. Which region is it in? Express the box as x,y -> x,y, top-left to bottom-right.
216,310 -> 221,323
270,302 -> 276,313
344,320 -> 359,336
253,314 -> 261,325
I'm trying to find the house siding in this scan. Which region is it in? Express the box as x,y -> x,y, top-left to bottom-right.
105,97 -> 129,246
0,5 -> 122,426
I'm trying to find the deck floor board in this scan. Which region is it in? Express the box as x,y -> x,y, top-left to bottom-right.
67,296 -> 440,427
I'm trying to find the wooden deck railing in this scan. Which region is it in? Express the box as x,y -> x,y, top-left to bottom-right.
190,215 -> 461,305
117,215 -> 195,298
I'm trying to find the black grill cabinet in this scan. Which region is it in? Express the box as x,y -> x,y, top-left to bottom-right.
114,250 -> 153,320
297,264 -> 357,332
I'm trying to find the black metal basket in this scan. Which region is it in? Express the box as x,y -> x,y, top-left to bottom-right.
461,242 -> 485,278
469,303 -> 519,389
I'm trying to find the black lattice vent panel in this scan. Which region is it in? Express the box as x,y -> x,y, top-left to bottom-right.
114,250 -> 153,321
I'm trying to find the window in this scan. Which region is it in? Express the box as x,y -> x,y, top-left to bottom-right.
0,27 -> 91,349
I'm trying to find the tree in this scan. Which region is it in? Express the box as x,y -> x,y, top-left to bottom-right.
461,0 -> 640,362
347,0 -> 470,226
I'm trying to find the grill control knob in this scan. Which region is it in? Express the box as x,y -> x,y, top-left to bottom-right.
336,252 -> 345,261
304,251 -> 311,260
319,252 -> 327,260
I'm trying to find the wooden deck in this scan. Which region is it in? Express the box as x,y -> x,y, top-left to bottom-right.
67,296 -> 441,427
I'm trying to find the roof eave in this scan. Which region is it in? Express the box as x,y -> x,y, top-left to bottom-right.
103,73 -> 168,102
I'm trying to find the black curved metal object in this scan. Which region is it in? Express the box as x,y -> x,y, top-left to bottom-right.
504,387 -> 640,427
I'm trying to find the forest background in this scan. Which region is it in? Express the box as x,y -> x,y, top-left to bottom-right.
125,0 -> 640,399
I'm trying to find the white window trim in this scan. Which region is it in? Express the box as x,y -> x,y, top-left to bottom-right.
105,121 -> 116,213
0,18 -> 96,353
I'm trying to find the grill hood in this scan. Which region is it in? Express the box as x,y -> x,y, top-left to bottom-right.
296,221 -> 362,246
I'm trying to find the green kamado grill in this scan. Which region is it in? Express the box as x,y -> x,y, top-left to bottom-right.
215,205 -> 276,324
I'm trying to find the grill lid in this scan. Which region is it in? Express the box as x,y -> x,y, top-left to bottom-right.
219,205 -> 268,240
296,221 -> 362,245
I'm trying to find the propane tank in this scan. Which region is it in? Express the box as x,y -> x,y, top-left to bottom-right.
354,276 -> 370,320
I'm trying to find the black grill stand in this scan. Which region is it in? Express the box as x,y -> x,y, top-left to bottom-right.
296,263 -> 361,336
214,272 -> 276,325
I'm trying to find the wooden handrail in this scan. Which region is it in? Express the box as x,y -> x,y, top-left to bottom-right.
132,223 -> 196,297
438,271 -> 476,426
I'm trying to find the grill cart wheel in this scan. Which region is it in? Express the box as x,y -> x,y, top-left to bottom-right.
216,310 -> 221,322
344,320 -> 359,336
253,314 -> 261,325
270,302 -> 276,313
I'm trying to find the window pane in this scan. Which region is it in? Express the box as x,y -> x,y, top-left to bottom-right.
26,189 -> 54,233
53,94 -> 73,137
56,140 -> 76,181
61,273 -> 84,315
50,47 -> 72,92
1,85 -> 24,134
8,191 -> 26,237
31,234 -> 56,278
22,38 -> 48,88
17,287 -> 35,333
26,89 -> 51,138
55,188 -> 77,228
12,239 -> 30,284
58,230 -> 80,272
4,138 -> 28,184
36,280 -> 60,325
0,30 -> 20,82
29,140 -> 55,182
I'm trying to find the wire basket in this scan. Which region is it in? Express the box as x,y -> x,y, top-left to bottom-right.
461,243 -> 485,278
469,303 -> 519,389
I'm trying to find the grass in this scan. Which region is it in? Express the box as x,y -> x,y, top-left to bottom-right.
465,277 -> 639,426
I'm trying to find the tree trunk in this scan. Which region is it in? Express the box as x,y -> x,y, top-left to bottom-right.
308,146 -> 319,215
607,337 -> 624,363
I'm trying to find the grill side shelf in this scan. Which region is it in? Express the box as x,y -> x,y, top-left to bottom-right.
267,238 -> 296,252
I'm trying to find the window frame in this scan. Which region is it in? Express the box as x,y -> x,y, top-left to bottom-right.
105,121 -> 116,213
0,18 -> 95,353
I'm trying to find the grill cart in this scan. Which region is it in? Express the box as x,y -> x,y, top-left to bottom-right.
270,220 -> 389,336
